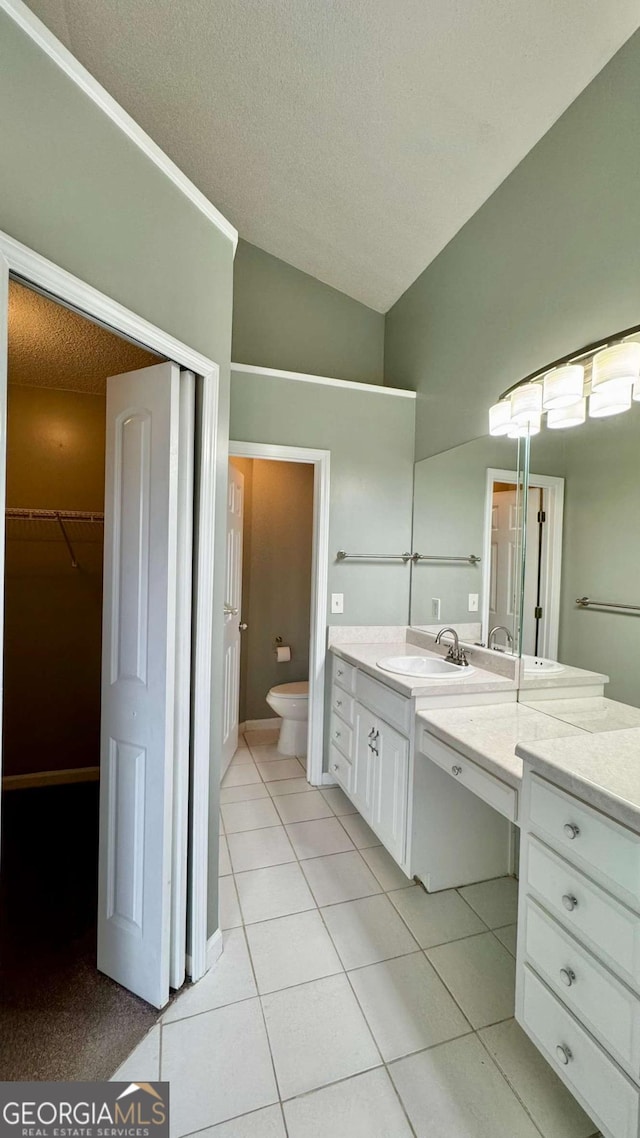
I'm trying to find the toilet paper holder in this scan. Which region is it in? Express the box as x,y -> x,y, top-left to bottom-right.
274,636 -> 292,662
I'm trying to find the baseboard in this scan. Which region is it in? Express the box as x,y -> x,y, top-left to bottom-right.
320,773 -> 339,787
206,929 -> 223,971
2,765 -> 100,791
241,717 -> 281,731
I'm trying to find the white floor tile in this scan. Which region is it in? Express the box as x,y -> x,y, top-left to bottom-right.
235,862 -> 316,925
459,877 -> 519,929
220,782 -> 270,805
186,1105 -> 286,1137
163,928 -> 256,1023
249,743 -> 290,762
219,835 -> 232,877
246,909 -> 343,994
389,1034 -> 540,1138
257,759 -> 306,782
286,817 -> 355,859
227,826 -> 296,873
219,875 -> 243,929
222,762 -> 262,788
221,797 -> 281,834
283,1067 -> 413,1138
348,951 -> 470,1061
111,1025 -> 160,1081
229,747 -> 255,765
360,845 -> 414,892
320,786 -> 357,815
266,777 -> 314,797
162,998 -> 278,1135
480,1019 -> 597,1138
301,851 -> 382,906
338,812 -> 381,849
388,886 -> 486,948
427,931 -> 515,1029
494,923 -> 517,957
273,790 -> 333,824
245,728 -> 280,746
262,973 -> 380,1100
321,894 -> 418,969
219,810 -> 225,834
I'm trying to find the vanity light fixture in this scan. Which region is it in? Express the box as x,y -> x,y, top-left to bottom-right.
488,323 -> 640,437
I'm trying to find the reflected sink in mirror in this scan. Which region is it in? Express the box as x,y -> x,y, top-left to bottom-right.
522,655 -> 565,675
377,655 -> 476,678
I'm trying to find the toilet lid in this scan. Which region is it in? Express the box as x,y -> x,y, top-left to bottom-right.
270,681 -> 309,698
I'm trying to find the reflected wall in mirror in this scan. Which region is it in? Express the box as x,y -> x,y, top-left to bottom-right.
523,404 -> 640,705
410,436 -> 524,653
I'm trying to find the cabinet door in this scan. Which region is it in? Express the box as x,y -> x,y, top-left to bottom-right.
353,701 -> 376,820
373,719 -> 410,865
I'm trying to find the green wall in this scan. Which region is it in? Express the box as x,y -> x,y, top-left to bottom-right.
233,240 -> 385,384
0,12 -> 235,941
385,29 -> 640,460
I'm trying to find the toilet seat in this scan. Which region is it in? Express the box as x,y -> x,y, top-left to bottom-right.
269,681 -> 309,699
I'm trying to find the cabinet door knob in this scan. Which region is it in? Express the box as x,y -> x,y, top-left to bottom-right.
337,669 -> 344,677
559,967 -> 576,987
451,765 -> 462,776
335,730 -> 341,738
555,1044 -> 572,1066
562,894 -> 578,912
332,763 -> 338,772
336,699 -> 342,707
563,823 -> 580,840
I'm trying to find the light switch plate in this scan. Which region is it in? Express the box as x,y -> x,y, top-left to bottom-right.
431,598 -> 441,620
331,592 -> 344,614
468,593 -> 479,612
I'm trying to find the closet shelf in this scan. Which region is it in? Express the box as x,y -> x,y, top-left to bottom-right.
5,508 -> 104,568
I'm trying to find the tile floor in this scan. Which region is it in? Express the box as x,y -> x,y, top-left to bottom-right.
114,729 -> 599,1138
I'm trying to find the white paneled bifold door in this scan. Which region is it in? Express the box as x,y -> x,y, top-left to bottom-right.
98,361 -> 189,1009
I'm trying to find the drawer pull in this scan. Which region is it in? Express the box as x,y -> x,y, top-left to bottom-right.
562,893 -> 578,912
451,765 -> 462,776
563,823 -> 580,840
559,967 -> 576,987
555,1044 -> 572,1066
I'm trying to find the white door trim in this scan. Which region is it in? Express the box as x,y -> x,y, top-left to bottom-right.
0,228 -> 218,987
228,441 -> 331,788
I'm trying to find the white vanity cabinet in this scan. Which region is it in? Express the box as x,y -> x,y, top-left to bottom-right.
329,653 -> 411,869
517,766 -> 640,1138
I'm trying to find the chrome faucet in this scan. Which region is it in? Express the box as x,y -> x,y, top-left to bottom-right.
488,625 -> 514,652
435,626 -> 469,667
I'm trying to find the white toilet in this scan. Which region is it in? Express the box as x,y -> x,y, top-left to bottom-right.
265,681 -> 309,757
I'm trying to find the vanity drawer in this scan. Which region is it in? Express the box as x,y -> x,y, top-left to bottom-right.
356,671 -> 411,735
524,897 -> 640,1077
520,964 -> 639,1138
526,835 -> 640,988
331,686 -> 354,726
330,709 -> 353,759
332,656 -> 356,694
328,743 -> 353,793
420,731 -> 517,822
530,774 -> 640,908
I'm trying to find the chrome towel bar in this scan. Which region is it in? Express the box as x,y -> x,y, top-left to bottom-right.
335,550 -> 481,564
576,596 -> 640,613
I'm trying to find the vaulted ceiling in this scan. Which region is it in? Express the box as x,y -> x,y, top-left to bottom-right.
25,0 -> 640,312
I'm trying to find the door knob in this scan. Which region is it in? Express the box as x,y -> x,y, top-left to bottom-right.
239,622 -> 248,631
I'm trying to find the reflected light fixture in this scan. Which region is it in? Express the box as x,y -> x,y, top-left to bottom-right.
542,364 -> 584,410
489,402 -> 512,436
592,342 -> 640,396
510,382 -> 542,426
589,383 -> 633,418
547,398 -> 586,429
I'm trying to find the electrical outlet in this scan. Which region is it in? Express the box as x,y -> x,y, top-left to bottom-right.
468,593 -> 479,613
431,598 -> 441,620
331,592 -> 344,614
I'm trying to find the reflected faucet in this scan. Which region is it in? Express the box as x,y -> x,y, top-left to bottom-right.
488,625 -> 514,652
435,626 -> 469,667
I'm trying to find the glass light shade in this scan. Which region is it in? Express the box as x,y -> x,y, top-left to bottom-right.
633,378 -> 640,402
547,398 -> 586,429
510,382 -> 543,425
589,382 -> 633,418
489,401 -> 512,436
542,364 -> 584,410
592,342 -> 640,396
508,414 -> 541,438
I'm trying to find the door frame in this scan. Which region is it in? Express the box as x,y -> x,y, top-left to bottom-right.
0,230 -> 218,984
482,467 -> 564,659
228,441 -> 330,788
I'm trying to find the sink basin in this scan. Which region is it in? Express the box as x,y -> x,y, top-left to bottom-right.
377,655 -> 475,678
523,655 -> 565,675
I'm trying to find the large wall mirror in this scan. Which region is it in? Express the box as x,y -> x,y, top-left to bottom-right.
521,404 -> 640,706
410,436 -> 526,654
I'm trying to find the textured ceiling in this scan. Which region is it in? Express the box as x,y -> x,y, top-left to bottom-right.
8,281 -> 160,394
25,0 -> 640,311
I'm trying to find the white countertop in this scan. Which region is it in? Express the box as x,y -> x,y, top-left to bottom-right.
516,728 -> 640,833
526,696 -> 640,734
417,703 -> 587,789
519,661 -> 609,691
330,642 -> 516,698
